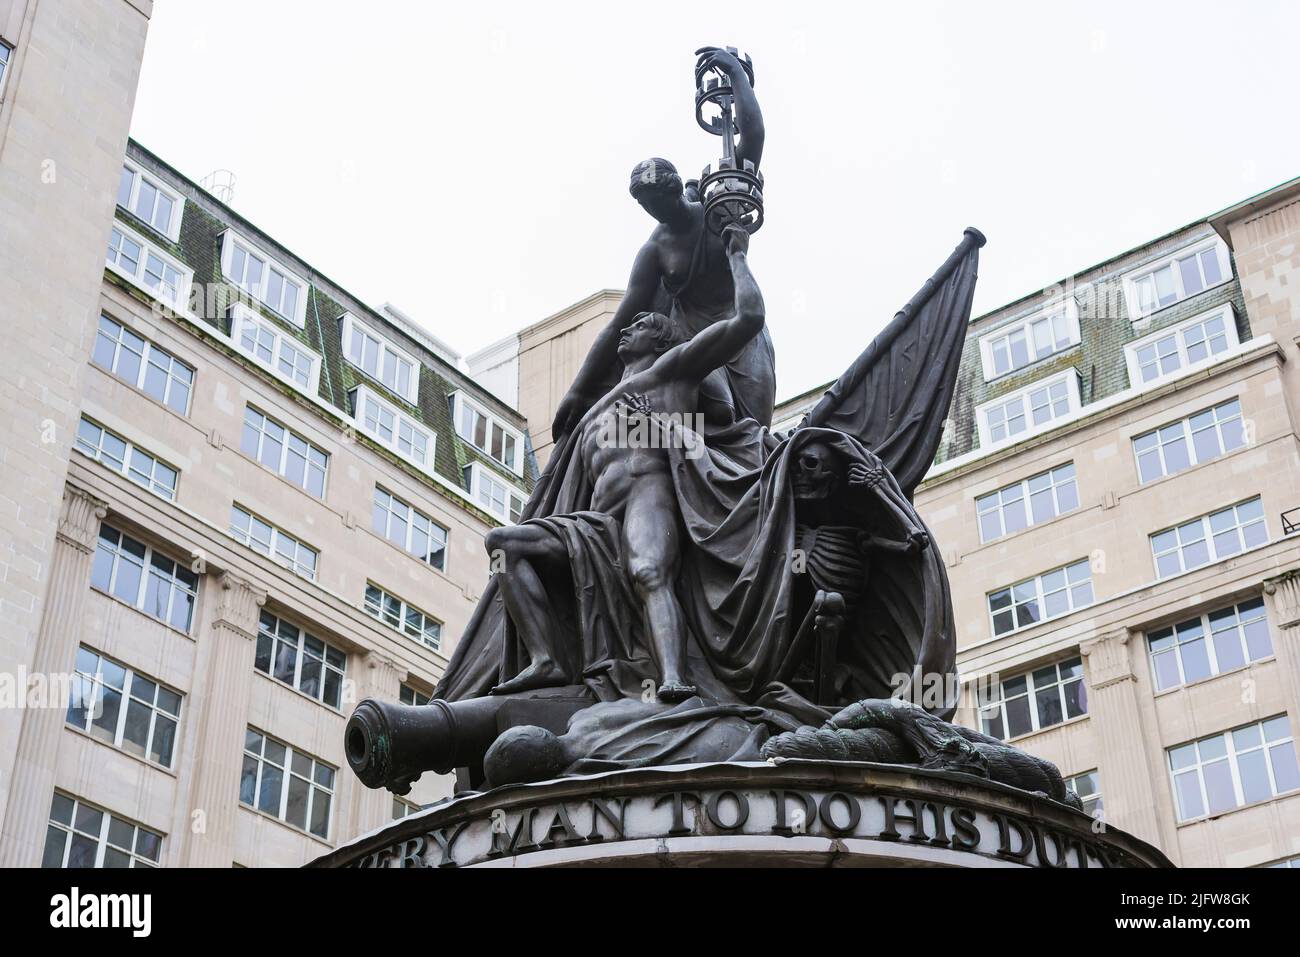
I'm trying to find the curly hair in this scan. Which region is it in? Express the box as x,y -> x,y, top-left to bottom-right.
633,311 -> 689,354
628,157 -> 683,200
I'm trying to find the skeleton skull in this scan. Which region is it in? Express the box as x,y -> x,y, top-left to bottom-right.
792,441 -> 841,501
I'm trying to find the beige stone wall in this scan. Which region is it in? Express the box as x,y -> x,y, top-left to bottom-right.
0,0 -> 150,838
515,290 -> 621,468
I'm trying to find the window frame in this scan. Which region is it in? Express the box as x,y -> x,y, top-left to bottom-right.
240,728 -> 335,840
464,461 -> 527,524
449,390 -> 525,475
240,405 -> 330,499
1064,770 -> 1104,819
1149,496 -> 1268,580
229,504 -> 319,581
106,219 -> 193,313
371,486 -> 448,571
340,312 -> 421,405
65,645 -> 183,770
351,384 -> 436,474
1147,598 -> 1272,692
91,524 -> 198,634
1123,304 -> 1240,389
364,582 -> 443,651
0,39 -> 12,99
117,158 -> 184,242
254,610 -> 346,709
977,656 -> 1088,741
219,229 -> 308,328
228,302 -> 322,398
975,462 -> 1079,543
91,313 -> 195,415
1168,715 -> 1300,823
74,416 -> 179,502
978,297 -> 1082,382
1132,398 -> 1246,484
1121,236 -> 1233,321
986,558 -> 1095,638
975,369 -> 1082,451
43,792 -> 163,869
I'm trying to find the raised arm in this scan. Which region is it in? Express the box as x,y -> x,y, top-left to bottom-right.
669,225 -> 764,383
552,240 -> 663,441
696,47 -> 765,169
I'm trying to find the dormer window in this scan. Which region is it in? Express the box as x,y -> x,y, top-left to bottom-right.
1121,237 -> 1232,320
449,391 -> 523,475
116,159 -> 183,241
340,313 -> 420,404
219,229 -> 308,328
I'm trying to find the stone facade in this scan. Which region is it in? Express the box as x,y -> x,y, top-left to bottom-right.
2,123 -> 539,864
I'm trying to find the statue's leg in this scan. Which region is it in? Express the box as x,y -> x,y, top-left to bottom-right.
622,475 -> 695,703
485,524 -> 572,695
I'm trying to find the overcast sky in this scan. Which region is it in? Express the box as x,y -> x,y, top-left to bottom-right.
130,1 -> 1300,401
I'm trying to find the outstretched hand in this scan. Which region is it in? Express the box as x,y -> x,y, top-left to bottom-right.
695,46 -> 745,79
723,223 -> 749,257
847,460 -> 884,490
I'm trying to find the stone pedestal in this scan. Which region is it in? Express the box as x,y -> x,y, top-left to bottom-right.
307,761 -> 1172,869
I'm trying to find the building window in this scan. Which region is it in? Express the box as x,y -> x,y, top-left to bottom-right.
364,583 -> 442,650
352,385 -> 434,472
1133,398 -> 1246,484
987,559 -> 1093,637
91,314 -> 194,415
1148,597 -> 1272,692
393,797 -> 420,820
979,299 -> 1081,380
116,160 -> 183,241
976,370 -> 1080,449
91,525 -> 197,632
43,792 -> 162,868
75,417 -> 178,501
450,391 -> 523,474
229,303 -> 320,396
230,505 -> 319,580
66,646 -> 181,768
977,657 -> 1087,741
220,230 -> 306,327
400,684 -> 431,706
0,40 -> 11,97
1266,856 -> 1300,868
975,462 -> 1078,543
1150,497 -> 1267,579
240,728 -> 334,840
464,462 -> 526,524
254,610 -> 345,708
106,221 -> 191,311
341,313 -> 420,404
241,406 -> 328,498
1065,770 -> 1103,818
1168,715 -> 1300,822
372,487 -> 447,570
1122,237 -> 1232,320
1124,305 -> 1239,388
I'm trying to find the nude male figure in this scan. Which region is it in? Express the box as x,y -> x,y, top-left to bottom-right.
486,224 -> 765,703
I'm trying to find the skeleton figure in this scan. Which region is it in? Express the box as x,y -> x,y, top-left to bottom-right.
786,440 -> 928,703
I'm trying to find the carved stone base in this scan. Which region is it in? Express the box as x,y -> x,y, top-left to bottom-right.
308,761 -> 1172,869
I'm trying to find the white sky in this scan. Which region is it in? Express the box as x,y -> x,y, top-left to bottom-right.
131,0 -> 1300,401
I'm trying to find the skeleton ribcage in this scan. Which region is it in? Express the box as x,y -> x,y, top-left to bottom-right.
794,525 -> 867,610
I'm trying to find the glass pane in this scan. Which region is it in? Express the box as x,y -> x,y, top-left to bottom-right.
1152,649 -> 1181,691
239,755 -> 258,806
67,833 -> 99,868
1180,639 -> 1211,683
50,792 -> 75,826
1212,627 -> 1245,673
1005,695 -> 1033,737
1062,678 -> 1087,718
151,714 -> 177,766
42,826 -> 68,868
1237,749 -> 1272,805
91,687 -> 121,744
309,791 -> 330,839
1035,687 -> 1063,728
1269,742 -> 1300,793
1174,770 -> 1203,820
285,776 -> 310,829
257,764 -> 283,815
121,699 -> 151,758
1203,760 -> 1237,814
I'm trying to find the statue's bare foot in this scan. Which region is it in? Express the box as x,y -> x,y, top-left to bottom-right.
657,680 -> 698,704
490,659 -> 567,695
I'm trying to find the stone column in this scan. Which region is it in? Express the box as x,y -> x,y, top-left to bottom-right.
1079,627 -> 1163,847
344,650 -> 408,840
0,485 -> 107,866
1263,570 -> 1300,711
181,571 -> 265,867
